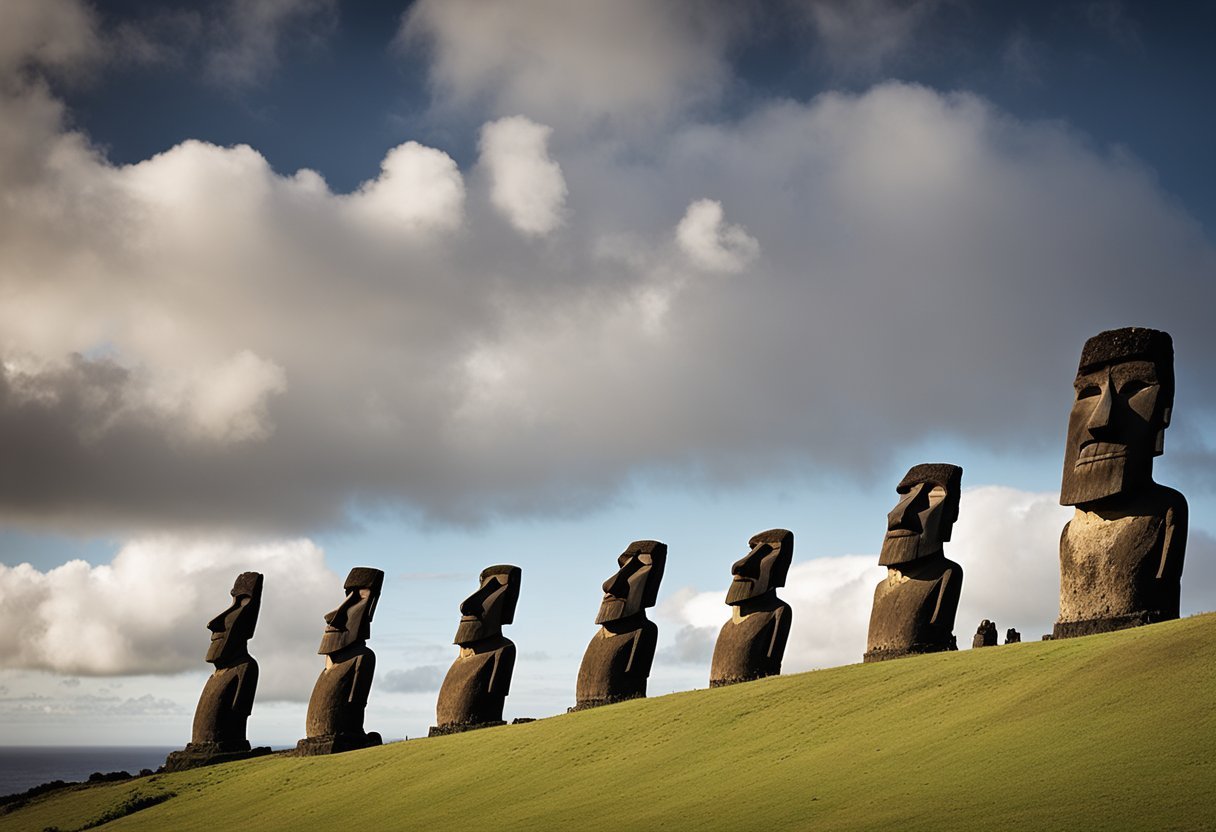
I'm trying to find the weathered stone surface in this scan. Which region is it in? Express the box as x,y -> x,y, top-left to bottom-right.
1054,327 -> 1188,639
865,464 -> 963,662
1005,628 -> 1021,644
164,572 -> 270,771
296,567 -> 384,755
573,540 -> 665,710
710,529 -> 793,687
972,619 -> 997,648
432,565 -> 521,735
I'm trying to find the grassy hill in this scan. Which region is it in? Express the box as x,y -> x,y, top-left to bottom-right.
6,614 -> 1216,831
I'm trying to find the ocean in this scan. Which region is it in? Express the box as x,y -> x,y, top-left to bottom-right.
0,746 -> 176,797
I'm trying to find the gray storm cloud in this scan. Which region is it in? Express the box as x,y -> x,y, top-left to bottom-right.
1,2 -> 1214,537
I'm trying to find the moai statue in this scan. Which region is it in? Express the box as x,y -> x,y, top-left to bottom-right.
709,529 -> 793,688
1005,628 -> 1021,644
573,540 -> 666,710
296,567 -> 384,755
972,619 -> 998,648
430,565 -> 522,736
864,464 -> 964,662
164,572 -> 271,771
1054,327 -> 1188,639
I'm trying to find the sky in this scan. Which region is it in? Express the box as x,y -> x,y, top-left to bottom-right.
0,0 -> 1214,747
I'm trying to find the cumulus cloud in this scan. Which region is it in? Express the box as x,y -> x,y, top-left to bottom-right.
0,536 -> 340,701
346,141 -> 466,235
0,0 -> 101,77
400,0 -> 743,128
1,5 -> 1215,538
479,116 -> 567,237
676,199 -> 760,273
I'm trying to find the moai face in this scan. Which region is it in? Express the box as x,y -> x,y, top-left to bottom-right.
205,572 -> 263,665
595,540 -> 667,625
454,565 -> 522,646
879,464 -> 962,566
1061,327 -> 1174,506
318,567 -> 384,655
725,529 -> 793,605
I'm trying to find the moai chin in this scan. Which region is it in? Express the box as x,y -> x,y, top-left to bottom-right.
709,529 -> 793,687
164,572 -> 271,771
573,540 -> 666,710
296,567 -> 384,755
972,619 -> 997,648
430,565 -> 521,736
864,464 -> 964,662
1053,327 -> 1188,639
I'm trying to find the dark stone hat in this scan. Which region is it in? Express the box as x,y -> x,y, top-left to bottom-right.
344,567 -> 385,593
897,463 -> 963,495
231,571 -> 263,598
1078,326 -> 1174,400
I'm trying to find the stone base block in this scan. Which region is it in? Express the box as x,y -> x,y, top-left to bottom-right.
568,693 -> 644,712
293,732 -> 382,756
1051,610 -> 1172,640
709,672 -> 774,688
427,721 -> 506,737
863,642 -> 956,663
162,742 -> 271,772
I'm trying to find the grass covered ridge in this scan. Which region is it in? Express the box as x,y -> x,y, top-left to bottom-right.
7,613 -> 1216,831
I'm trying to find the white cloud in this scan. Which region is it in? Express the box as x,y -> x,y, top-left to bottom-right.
1,10 -> 1216,538
479,116 -> 567,236
400,0 -> 742,128
346,141 -> 465,235
0,0 -> 101,76
676,198 -> 760,273
0,537 -> 340,701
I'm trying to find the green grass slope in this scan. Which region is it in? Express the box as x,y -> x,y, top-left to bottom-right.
7,614 -> 1216,832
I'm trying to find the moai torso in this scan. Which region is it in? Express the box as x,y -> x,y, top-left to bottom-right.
435,637 -> 515,728
1055,485 -> 1186,637
709,599 -> 791,687
865,558 -> 962,662
575,617 -> 657,708
305,646 -> 375,739
191,660 -> 258,748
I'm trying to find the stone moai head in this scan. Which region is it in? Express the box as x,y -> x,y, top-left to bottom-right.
454,564 -> 522,646
318,567 -> 384,655
1061,327 -> 1174,506
205,572 -> 263,666
879,463 -> 963,566
595,540 -> 667,625
726,529 -> 793,605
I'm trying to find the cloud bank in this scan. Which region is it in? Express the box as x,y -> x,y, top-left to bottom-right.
0,537 -> 339,700
1,4 -> 1214,539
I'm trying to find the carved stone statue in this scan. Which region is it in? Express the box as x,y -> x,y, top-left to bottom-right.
1054,327 -> 1188,638
296,567 -> 384,755
709,529 -> 793,687
573,540 -> 666,710
972,619 -> 997,648
864,463 -> 964,662
430,565 -> 521,736
1005,628 -> 1021,644
164,572 -> 271,771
